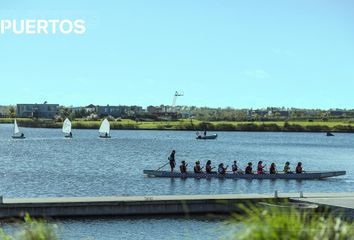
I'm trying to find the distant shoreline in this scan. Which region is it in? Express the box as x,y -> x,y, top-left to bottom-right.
1,118 -> 354,133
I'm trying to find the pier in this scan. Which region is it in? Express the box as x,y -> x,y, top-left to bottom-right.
0,192 -> 353,219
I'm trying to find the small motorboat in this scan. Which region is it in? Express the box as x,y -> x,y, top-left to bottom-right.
326,132 -> 334,137
143,170 -> 346,180
196,134 -> 218,140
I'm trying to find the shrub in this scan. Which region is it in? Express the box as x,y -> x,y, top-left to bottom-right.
0,214 -> 58,240
226,204 -> 354,240
236,123 -> 259,131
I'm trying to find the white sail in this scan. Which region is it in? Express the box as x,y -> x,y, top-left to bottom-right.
62,118 -> 72,134
99,118 -> 110,135
13,119 -> 20,135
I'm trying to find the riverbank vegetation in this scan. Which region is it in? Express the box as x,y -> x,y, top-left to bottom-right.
1,118 -> 354,132
227,204 -> 354,240
0,214 -> 57,240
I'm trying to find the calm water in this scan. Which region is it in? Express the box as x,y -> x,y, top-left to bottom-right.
0,124 -> 353,239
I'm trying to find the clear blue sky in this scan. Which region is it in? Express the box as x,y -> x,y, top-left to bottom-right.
1,0 -> 353,109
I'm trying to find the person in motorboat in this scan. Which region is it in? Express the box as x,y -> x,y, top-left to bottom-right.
21,133 -> 24,138
283,162 -> 292,173
169,150 -> 176,172
180,160 -> 187,173
245,162 -> 253,174
296,162 -> 303,174
203,130 -> 207,136
269,163 -> 277,174
205,160 -> 214,174
232,160 -> 238,173
257,161 -> 266,174
218,163 -> 228,175
194,161 -> 202,173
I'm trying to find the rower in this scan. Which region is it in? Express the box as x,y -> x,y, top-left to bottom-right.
283,162 -> 291,173
205,160 -> 213,174
180,161 -> 187,173
245,162 -> 253,174
257,161 -> 266,174
218,163 -> 228,175
269,163 -> 276,174
168,150 -> 176,172
296,162 -> 303,174
194,161 -> 202,173
232,160 -> 238,173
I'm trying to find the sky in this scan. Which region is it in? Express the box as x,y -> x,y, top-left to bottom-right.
0,0 -> 354,109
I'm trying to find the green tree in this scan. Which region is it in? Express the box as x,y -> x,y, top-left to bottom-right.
8,106 -> 15,118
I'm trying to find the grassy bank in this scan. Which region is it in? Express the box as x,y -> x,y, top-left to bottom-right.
1,118 -> 354,132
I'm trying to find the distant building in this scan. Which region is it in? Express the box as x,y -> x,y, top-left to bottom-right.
274,110 -> 290,117
180,111 -> 193,118
147,105 -> 175,114
130,105 -> 144,114
85,104 -> 96,113
147,106 -> 163,114
16,103 -> 59,118
328,110 -> 346,117
96,105 -> 121,117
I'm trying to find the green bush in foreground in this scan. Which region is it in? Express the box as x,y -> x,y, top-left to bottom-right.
226,205 -> 354,240
0,214 -> 58,240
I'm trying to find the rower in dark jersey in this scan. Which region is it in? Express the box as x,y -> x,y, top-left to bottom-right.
245,162 -> 253,174
180,160 -> 187,173
205,160 -> 213,174
194,161 -> 202,173
218,163 -> 228,175
269,163 -> 276,174
296,162 -> 303,174
232,161 -> 238,173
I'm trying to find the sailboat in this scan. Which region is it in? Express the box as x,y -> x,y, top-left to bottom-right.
99,118 -> 111,138
62,118 -> 73,138
12,119 -> 25,139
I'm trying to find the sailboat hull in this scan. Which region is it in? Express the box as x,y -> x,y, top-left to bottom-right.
99,135 -> 111,139
12,136 -> 25,139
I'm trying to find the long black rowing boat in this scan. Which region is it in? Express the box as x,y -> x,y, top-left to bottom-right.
143,170 -> 346,180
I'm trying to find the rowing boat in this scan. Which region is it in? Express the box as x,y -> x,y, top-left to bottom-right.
143,170 -> 346,180
196,134 -> 218,140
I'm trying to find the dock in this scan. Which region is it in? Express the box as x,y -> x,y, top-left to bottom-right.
0,192 -> 353,219
291,192 -> 354,220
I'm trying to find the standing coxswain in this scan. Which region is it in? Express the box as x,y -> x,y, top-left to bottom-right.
168,150 -> 176,172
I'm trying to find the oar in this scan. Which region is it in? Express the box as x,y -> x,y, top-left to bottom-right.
156,162 -> 169,171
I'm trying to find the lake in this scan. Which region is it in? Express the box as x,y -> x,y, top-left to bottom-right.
0,124 -> 353,239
